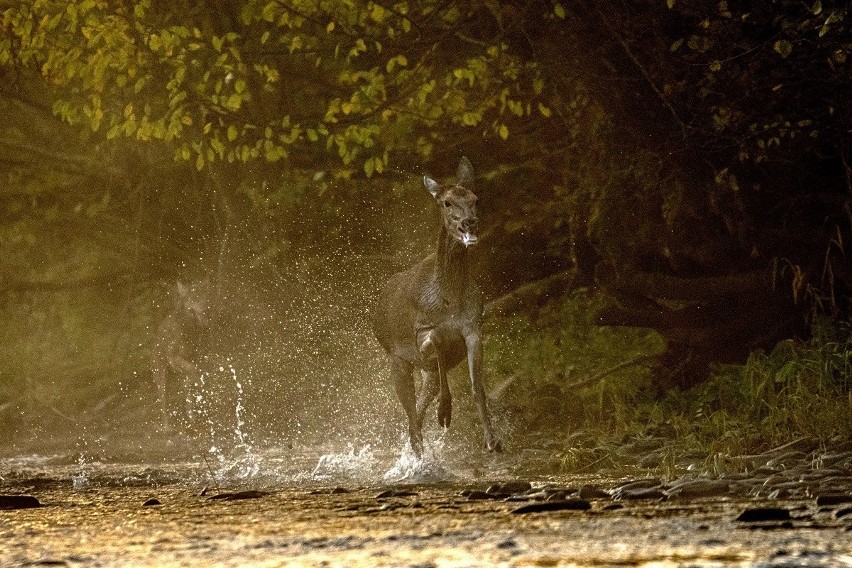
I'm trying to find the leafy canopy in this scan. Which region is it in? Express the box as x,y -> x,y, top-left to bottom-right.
2,0 -> 556,177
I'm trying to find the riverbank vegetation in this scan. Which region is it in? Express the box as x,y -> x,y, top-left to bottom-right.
485,295 -> 852,472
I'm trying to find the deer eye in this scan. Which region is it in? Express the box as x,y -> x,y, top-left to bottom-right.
442,200 -> 451,208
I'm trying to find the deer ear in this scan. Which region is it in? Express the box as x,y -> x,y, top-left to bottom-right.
424,175 -> 440,198
176,281 -> 188,297
456,156 -> 474,187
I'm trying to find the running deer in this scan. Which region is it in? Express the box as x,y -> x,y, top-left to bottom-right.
151,280 -> 211,428
372,157 -> 502,456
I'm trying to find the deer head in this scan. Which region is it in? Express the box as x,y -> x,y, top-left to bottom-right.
424,157 -> 479,248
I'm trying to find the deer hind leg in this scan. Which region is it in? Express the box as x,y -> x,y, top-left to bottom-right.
417,365 -> 450,427
390,356 -> 421,455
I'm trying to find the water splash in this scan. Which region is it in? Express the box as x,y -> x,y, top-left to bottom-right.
311,444 -> 377,482
71,454 -> 88,490
383,431 -> 456,483
217,364 -> 260,479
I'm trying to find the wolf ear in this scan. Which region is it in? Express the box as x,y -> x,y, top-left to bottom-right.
424,175 -> 440,198
456,156 -> 474,187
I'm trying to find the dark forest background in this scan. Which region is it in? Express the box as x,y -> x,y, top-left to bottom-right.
1,0 -> 849,464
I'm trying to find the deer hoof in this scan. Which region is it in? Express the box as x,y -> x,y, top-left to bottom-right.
487,439 -> 504,453
437,400 -> 452,428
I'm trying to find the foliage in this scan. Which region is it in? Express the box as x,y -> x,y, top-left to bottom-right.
1,0 -> 553,177
676,319 -> 852,448
484,290 -> 666,439
487,294 -> 852,472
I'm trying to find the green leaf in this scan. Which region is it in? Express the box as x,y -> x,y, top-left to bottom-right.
773,40 -> 792,59
498,124 -> 509,140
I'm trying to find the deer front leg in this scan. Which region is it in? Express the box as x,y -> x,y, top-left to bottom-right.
464,331 -> 502,452
390,356 -> 422,456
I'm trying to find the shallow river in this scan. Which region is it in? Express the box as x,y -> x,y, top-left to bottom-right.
2,443 -> 852,567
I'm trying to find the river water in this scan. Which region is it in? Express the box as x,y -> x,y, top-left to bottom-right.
3,438 -> 852,568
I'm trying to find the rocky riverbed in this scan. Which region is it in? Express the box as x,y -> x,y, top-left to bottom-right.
2,438 -> 852,567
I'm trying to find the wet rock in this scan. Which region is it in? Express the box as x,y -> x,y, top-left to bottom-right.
577,485 -> 610,500
545,490 -> 571,502
815,494 -> 852,507
751,466 -> 779,477
0,495 -> 41,510
461,490 -> 501,501
487,480 -> 532,495
735,507 -> 792,522
207,490 -> 269,501
615,478 -> 661,492
615,487 -> 666,501
496,538 -> 518,549
801,468 -> 845,481
142,498 -> 162,506
375,489 -> 417,499
765,451 -> 807,469
767,489 -> 790,500
511,499 -> 591,514
816,452 -> 852,468
0,494 -> 41,509
834,507 -> 852,519
665,479 -> 730,499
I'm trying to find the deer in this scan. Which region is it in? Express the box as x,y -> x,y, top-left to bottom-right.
151,279 -> 212,428
372,156 -> 502,456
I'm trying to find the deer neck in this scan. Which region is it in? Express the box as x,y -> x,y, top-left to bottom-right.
435,224 -> 470,302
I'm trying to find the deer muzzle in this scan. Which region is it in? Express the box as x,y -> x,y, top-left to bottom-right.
460,218 -> 478,247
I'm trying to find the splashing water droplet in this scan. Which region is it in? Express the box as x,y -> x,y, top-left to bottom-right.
311,444 -> 376,482
383,433 -> 456,483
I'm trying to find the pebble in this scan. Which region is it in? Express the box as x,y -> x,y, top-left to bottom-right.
735,507 -> 791,522
0,495 -> 41,510
614,479 -> 661,492
142,498 -> 161,506
834,507 -> 852,519
486,480 -> 532,495
577,485 -> 611,500
815,494 -> 852,507
616,487 -> 666,501
461,490 -> 500,501
375,489 -> 417,499
665,479 -> 730,499
511,498 -> 591,514
207,490 -> 269,501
